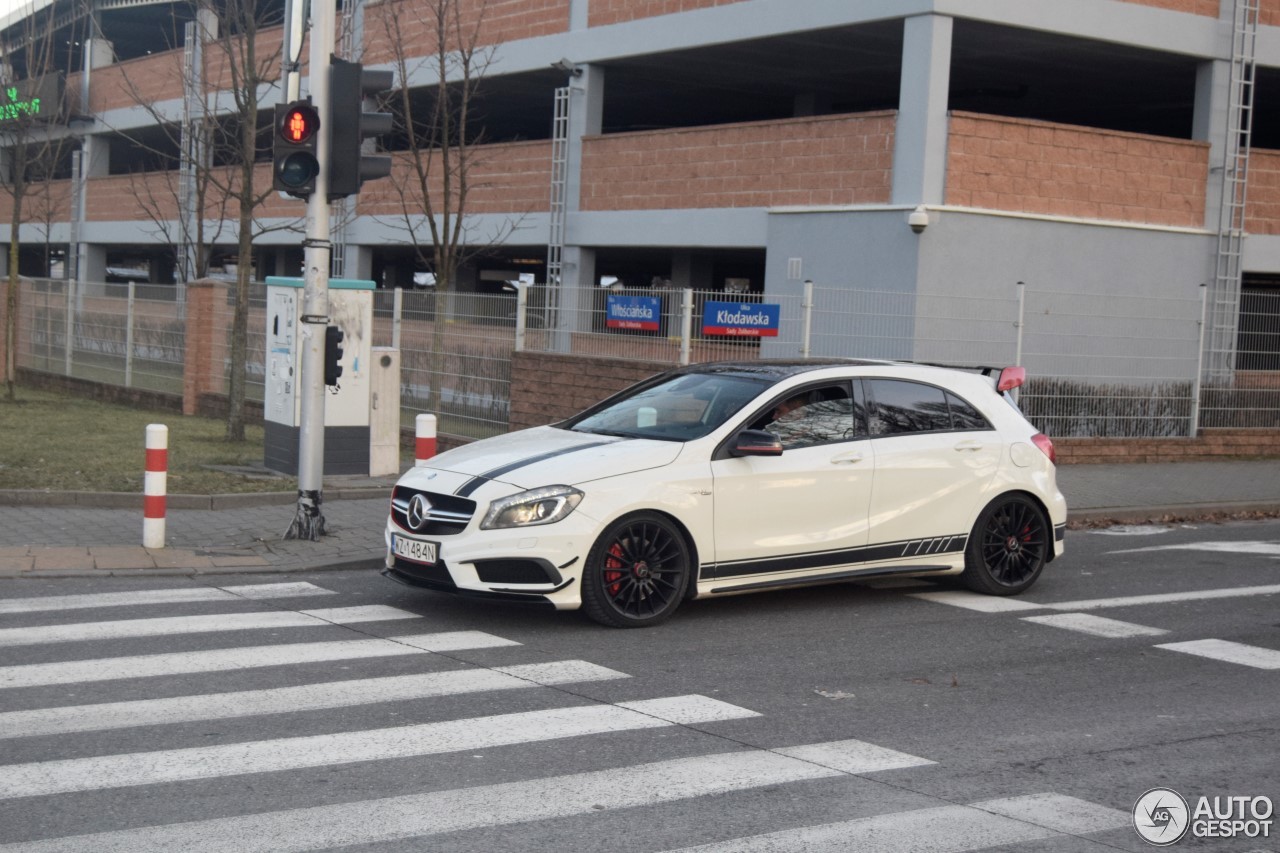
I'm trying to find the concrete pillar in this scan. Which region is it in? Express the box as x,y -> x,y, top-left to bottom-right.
77,244 -> 106,295
891,14 -> 953,206
569,0 -> 588,30
671,251 -> 713,290
346,245 -> 374,281
182,279 -> 230,415
559,64 -> 604,340
1194,59 -> 1230,231
565,63 -> 604,217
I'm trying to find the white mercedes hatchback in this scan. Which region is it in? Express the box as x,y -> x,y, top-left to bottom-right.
384,360 -> 1066,627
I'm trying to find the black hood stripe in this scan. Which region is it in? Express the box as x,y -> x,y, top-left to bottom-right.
454,440 -> 616,497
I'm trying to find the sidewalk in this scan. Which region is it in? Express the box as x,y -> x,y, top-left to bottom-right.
1,461 -> 1278,578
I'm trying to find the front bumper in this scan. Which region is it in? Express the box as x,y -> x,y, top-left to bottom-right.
383,513 -> 598,610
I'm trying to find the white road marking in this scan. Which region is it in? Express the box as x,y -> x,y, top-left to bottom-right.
908,591 -> 1044,612
773,739 -> 934,774
0,605 -> 421,647
1156,639 -> 1280,670
0,631 -> 519,689
618,695 -> 758,725
0,695 -> 759,799
1045,585 -> 1280,611
1106,540 -> 1280,556
1021,613 -> 1168,639
0,583 -> 334,615
662,793 -> 1127,852
0,661 -> 627,739
0,747 -> 858,853
970,792 -> 1129,835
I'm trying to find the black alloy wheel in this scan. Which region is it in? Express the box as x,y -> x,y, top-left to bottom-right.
961,494 -> 1049,595
582,512 -> 691,628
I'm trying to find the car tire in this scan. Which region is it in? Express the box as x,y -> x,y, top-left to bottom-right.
581,512 -> 692,628
960,494 -> 1049,596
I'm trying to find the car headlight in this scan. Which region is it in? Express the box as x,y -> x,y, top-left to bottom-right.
480,485 -> 584,530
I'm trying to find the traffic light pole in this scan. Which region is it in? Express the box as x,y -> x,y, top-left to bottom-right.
284,0 -> 334,541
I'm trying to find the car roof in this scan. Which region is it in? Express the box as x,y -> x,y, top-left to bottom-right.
676,359 -> 999,383
675,359 -> 895,380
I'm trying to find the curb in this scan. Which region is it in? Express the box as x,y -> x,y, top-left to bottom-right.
0,555 -> 385,580
1066,501 -> 1280,525
0,488 -> 392,510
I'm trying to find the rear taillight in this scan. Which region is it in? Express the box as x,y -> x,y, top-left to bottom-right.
1031,433 -> 1056,464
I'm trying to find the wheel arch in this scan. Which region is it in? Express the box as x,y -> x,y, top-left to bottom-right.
979,489 -> 1056,564
600,507 -> 703,599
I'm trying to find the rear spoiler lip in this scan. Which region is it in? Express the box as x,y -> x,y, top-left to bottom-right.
890,361 -> 1025,388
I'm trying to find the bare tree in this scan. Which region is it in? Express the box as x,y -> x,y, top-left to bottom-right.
376,0 -> 524,417
112,0 -> 288,440
1,3 -> 76,401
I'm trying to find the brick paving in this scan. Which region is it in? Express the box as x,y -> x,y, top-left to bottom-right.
0,460 -> 1276,578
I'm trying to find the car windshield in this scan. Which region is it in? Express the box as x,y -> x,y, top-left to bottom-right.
566,373 -> 770,441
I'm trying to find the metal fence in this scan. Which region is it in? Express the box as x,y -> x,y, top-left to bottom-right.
17,280 -> 186,396
12,278 -> 1280,440
373,288 -> 516,442
516,281 -> 1278,438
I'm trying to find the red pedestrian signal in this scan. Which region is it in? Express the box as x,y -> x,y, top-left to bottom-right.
272,100 -> 320,197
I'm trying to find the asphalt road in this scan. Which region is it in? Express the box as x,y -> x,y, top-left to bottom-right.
0,520 -> 1277,852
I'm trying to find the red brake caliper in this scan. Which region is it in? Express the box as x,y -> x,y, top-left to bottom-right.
604,542 -> 625,596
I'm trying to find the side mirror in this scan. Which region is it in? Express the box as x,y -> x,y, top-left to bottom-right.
730,429 -> 783,457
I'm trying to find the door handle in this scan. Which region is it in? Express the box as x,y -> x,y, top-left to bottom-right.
953,440 -> 983,452
830,451 -> 864,464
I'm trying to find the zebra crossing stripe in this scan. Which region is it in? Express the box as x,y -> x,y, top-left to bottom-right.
908,591 -> 1045,612
0,661 -> 629,739
0,605 -> 421,648
1020,613 -> 1168,639
0,695 -> 759,799
0,631 -> 519,689
1156,638 -> 1280,670
661,793 -> 1128,852
0,583 -> 335,616
0,747 -> 855,853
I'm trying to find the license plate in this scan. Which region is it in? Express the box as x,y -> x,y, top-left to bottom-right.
393,535 -> 438,565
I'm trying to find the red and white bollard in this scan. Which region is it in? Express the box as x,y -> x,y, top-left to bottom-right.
143,423 -> 167,549
415,414 -> 437,466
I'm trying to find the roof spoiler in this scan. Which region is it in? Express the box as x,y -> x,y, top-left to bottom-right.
889,361 -> 1027,391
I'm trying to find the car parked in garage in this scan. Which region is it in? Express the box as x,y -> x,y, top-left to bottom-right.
384,360 -> 1065,627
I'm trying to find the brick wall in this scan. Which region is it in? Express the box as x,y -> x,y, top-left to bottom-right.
1116,0 -> 1221,14
580,112 -> 895,211
87,52 -> 184,113
85,174 -> 181,222
946,112 -> 1209,227
588,0 -> 747,26
0,179 -> 72,227
357,140 -> 553,217
1056,430 -> 1280,464
363,0 -> 568,64
509,351 -> 669,430
1246,149 -> 1280,235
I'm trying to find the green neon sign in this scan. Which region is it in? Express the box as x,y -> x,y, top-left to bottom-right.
1,86 -> 41,122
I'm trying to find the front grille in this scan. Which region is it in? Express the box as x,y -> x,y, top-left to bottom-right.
391,487 -> 476,536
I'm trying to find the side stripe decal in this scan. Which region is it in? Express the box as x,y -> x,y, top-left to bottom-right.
454,440 -> 614,497
708,534 -> 968,579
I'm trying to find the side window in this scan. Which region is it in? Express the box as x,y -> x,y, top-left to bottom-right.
868,380 -> 950,435
947,392 -> 990,431
750,383 -> 858,449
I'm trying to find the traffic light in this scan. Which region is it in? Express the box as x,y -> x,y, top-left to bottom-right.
272,100 -> 321,197
324,325 -> 344,387
328,57 -> 393,199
